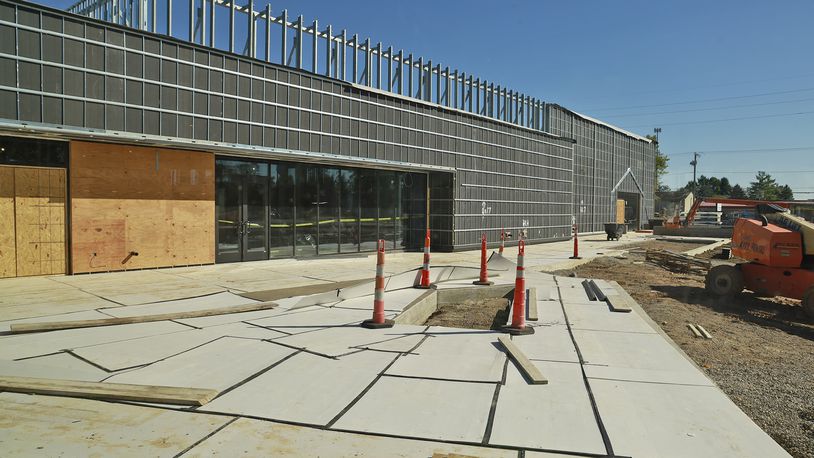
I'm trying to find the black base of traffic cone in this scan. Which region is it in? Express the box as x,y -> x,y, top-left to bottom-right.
500,324 -> 535,335
361,319 -> 395,329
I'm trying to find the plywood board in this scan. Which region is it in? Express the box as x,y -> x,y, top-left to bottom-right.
185,417 -> 517,458
13,167 -> 66,276
0,166 -> 16,278
69,141 -> 215,273
0,392 -> 231,456
334,376 -> 495,443
616,199 -> 626,224
200,350 -> 396,425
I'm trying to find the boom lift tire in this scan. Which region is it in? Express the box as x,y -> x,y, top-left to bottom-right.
705,265 -> 745,298
803,286 -> 814,321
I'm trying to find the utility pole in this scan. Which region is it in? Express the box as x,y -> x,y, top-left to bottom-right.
653,127 -> 661,142
690,152 -> 699,194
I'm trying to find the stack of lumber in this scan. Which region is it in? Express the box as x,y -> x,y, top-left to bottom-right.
645,249 -> 710,274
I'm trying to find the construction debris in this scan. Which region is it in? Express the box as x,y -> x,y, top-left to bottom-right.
645,249 -> 711,274
696,325 -> 713,339
687,323 -> 712,339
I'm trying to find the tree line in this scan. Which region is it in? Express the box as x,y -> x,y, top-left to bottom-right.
678,171 -> 794,201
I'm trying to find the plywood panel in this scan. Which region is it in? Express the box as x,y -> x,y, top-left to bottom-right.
615,199 -> 625,224
0,167 -> 16,278
70,141 -> 215,273
13,167 -> 67,277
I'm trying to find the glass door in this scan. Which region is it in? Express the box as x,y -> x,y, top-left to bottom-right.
216,162 -> 243,263
243,170 -> 269,261
216,159 -> 269,263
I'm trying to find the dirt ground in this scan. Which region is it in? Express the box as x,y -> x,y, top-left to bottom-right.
553,239 -> 814,458
425,297 -> 510,330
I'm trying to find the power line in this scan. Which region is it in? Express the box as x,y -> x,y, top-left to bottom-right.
665,170 -> 814,176
622,110 -> 814,129
599,96 -> 814,118
665,146 -> 814,157
584,87 -> 814,112
598,72 -> 814,99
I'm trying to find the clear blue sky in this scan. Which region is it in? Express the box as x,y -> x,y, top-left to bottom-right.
42,0 -> 814,197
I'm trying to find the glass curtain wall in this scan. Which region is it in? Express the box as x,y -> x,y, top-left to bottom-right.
215,157 -> 427,262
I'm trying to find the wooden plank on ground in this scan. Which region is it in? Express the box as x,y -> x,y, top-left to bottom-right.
526,287 -> 538,321
497,335 -> 548,385
0,375 -> 219,406
696,325 -> 713,339
9,301 -> 278,334
687,323 -> 703,338
605,295 -> 632,313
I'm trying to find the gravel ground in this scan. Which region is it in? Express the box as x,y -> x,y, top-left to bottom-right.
552,240 -> 814,458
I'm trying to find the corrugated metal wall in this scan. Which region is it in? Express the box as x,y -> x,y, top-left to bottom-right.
0,1 -> 578,251
545,105 -> 656,232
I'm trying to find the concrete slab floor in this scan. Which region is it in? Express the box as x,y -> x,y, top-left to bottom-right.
385,331 -> 507,383
200,350 -> 396,426
271,324 -> 427,357
106,337 -> 296,391
0,352 -> 111,382
185,417 -> 519,457
0,392 -> 231,457
333,376 -> 496,443
591,378 -> 792,457
72,323 -> 285,371
0,235 -> 794,457
0,321 -> 189,360
489,360 -> 606,454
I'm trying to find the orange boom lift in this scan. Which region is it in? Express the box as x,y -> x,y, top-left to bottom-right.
705,203 -> 814,319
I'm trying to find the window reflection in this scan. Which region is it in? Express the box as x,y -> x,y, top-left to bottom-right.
216,157 -> 427,261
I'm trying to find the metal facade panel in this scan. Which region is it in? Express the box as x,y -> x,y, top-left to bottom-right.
544,105 -> 655,233
0,1 -> 655,250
